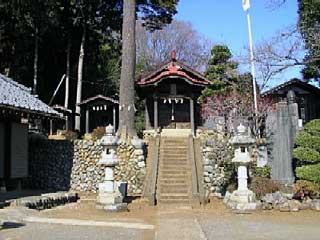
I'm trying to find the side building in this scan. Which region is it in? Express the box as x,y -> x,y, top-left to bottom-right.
0,74 -> 60,190
262,78 -> 320,124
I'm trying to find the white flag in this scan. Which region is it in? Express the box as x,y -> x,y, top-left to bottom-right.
242,0 -> 250,11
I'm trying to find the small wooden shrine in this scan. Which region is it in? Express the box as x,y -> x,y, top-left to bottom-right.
136,51 -> 210,134
78,95 -> 119,133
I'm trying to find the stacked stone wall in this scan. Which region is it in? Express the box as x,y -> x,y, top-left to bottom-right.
29,137 -> 73,191
197,130 -> 234,198
28,138 -> 146,195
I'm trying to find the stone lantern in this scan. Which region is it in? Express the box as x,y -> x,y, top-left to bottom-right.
96,124 -> 127,211
225,123 -> 257,211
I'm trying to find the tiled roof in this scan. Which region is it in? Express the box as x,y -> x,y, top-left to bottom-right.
78,94 -> 119,106
0,74 -> 60,117
262,79 -> 320,96
136,59 -> 211,87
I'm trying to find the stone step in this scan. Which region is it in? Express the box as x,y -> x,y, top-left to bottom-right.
160,153 -> 187,159
159,175 -> 189,180
160,169 -> 189,174
160,159 -> 189,166
159,188 -> 189,194
159,183 -> 188,189
160,158 -> 188,162
158,193 -> 190,199
162,141 -> 188,145
161,145 -> 187,148
160,149 -> 187,156
160,157 -> 188,162
157,199 -> 191,205
161,144 -> 187,147
159,165 -> 190,169
159,179 -> 188,184
162,142 -> 188,150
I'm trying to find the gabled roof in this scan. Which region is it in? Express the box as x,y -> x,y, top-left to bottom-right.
262,79 -> 320,97
52,104 -> 72,114
78,94 -> 119,106
136,54 -> 211,87
0,74 -> 60,117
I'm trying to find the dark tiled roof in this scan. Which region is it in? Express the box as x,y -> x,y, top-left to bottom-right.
78,94 -> 119,106
0,74 -> 60,117
262,79 -> 320,96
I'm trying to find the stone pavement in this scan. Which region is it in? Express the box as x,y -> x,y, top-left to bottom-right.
1,203 -> 320,240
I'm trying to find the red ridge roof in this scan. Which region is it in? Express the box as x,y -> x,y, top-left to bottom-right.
136,59 -> 211,87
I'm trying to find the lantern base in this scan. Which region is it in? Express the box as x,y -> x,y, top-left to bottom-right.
229,189 -> 256,203
224,190 -> 259,212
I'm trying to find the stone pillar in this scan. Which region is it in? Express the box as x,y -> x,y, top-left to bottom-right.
154,97 -> 158,130
237,166 -> 248,191
85,108 -> 90,134
190,97 -> 195,136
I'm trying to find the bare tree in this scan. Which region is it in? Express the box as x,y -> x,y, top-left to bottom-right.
238,25 -> 307,90
136,20 -> 213,72
118,0 -> 136,137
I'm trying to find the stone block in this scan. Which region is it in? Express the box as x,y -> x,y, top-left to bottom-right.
288,200 -> 301,212
97,192 -> 123,205
204,166 -> 214,173
138,161 -> 145,168
134,149 -> 144,155
279,201 -> 290,212
311,200 -> 320,211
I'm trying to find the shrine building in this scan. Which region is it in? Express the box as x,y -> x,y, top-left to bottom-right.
136,51 -> 211,135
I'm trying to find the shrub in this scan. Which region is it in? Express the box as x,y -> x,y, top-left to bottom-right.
293,146 -> 320,164
252,166 -> 271,178
295,132 -> 320,152
294,180 -> 320,199
304,119 -> 320,136
249,177 -> 280,199
91,126 -> 106,140
293,119 -> 320,183
295,164 -> 320,183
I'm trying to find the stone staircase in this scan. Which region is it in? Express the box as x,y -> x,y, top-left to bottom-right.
157,137 -> 192,205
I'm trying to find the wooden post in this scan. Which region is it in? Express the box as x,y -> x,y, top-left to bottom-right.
113,105 -> 116,129
190,97 -> 195,136
85,108 -> 90,134
145,98 -> 151,130
65,116 -> 69,131
49,119 -> 53,135
154,97 -> 158,131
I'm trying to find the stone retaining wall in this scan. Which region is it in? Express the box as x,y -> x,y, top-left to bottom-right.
28,137 -> 146,196
29,137 -> 73,191
197,130 -> 234,198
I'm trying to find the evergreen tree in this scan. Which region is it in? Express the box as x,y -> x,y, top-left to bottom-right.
298,0 -> 320,82
200,45 -> 239,100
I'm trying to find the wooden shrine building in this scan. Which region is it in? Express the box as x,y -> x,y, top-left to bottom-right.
136,51 -> 210,135
78,95 -> 119,134
262,78 -> 320,124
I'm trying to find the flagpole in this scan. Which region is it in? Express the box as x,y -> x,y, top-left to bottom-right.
245,9 -> 258,115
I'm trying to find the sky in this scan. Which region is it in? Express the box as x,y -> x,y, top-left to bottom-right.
174,0 -> 302,89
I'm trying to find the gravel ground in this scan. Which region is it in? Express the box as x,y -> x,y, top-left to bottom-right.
1,199 -> 320,240
0,223 -> 153,240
